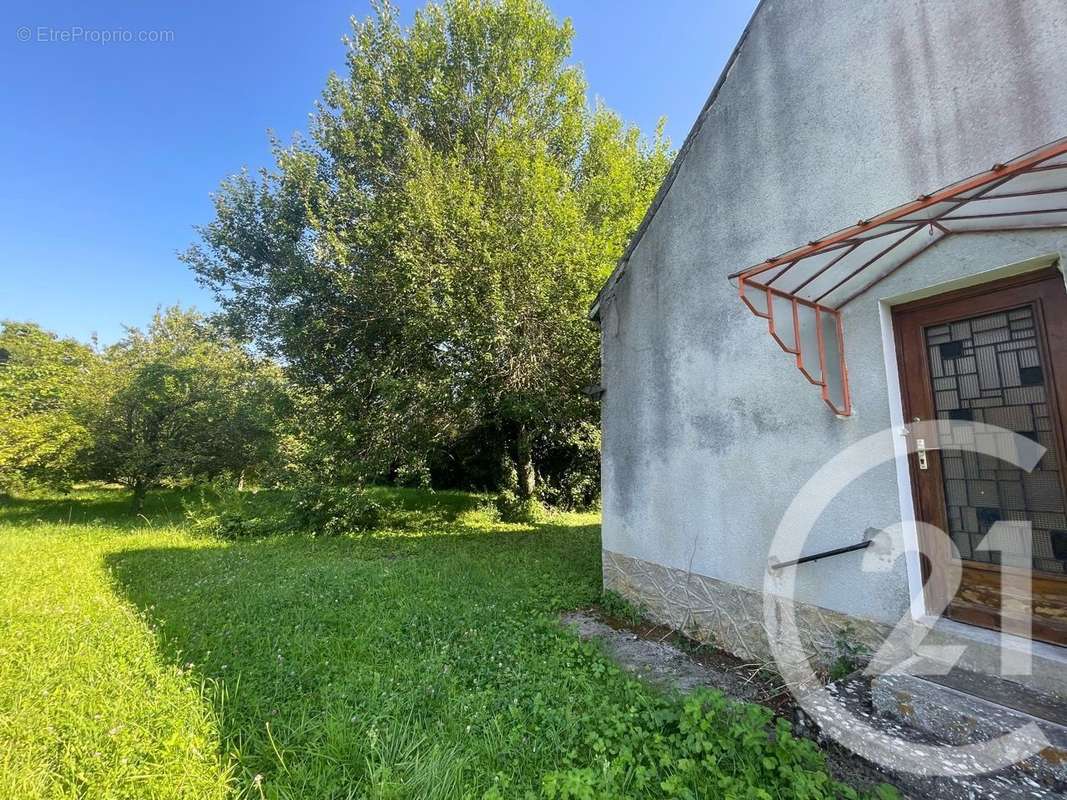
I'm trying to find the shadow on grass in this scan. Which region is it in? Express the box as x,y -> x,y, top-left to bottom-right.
0,486 -> 199,528
0,484 -> 493,531
101,514 -> 603,794
365,485 -> 490,518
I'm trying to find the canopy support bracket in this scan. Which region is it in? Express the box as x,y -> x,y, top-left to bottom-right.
732,136 -> 1067,417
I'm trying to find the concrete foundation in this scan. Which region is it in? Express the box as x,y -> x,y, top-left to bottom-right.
603,548 -> 891,670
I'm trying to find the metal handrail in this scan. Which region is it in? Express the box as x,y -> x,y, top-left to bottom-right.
767,540 -> 872,572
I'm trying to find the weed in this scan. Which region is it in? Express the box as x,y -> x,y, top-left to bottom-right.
828,624 -> 872,682
598,589 -> 646,627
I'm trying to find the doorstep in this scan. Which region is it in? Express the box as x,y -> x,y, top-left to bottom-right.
901,616 -> 1067,702
871,666 -> 1067,787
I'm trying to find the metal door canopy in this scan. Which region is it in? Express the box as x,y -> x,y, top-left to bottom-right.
733,137 -> 1067,416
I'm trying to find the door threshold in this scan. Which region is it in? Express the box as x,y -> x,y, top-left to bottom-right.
917,615 -> 1067,661
909,614 -> 1067,700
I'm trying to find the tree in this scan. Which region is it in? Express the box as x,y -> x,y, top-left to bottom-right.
90,307 -> 286,511
183,0 -> 671,500
0,322 -> 100,491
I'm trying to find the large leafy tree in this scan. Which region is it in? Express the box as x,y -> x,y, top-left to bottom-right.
0,322 -> 101,491
90,307 -> 286,510
184,0 -> 671,498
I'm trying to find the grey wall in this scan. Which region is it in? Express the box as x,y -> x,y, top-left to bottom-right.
600,0 -> 1067,626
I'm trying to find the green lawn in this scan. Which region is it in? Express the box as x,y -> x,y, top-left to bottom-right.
0,487 -> 880,799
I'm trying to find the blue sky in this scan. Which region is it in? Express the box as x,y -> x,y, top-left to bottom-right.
1,0 -> 756,344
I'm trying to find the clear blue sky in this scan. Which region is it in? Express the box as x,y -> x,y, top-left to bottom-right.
1,0 -> 756,344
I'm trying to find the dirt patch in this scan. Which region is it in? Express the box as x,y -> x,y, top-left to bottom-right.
562,610 -> 782,704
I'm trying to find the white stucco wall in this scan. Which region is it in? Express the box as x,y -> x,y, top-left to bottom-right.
599,0 -> 1067,627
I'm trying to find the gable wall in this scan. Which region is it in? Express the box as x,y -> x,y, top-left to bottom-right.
600,0 -> 1067,628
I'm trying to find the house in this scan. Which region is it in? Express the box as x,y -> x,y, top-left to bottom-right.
592,0 -> 1067,770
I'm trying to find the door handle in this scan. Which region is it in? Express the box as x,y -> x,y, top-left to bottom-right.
916,438 -> 928,470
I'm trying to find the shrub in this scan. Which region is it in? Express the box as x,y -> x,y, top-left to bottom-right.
290,481 -> 385,535
426,420 -> 509,493
182,488 -> 284,540
428,421 -> 602,511
494,488 -> 545,523
534,421 -> 601,511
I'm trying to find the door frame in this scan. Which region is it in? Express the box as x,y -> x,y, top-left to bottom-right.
890,266 -> 1067,645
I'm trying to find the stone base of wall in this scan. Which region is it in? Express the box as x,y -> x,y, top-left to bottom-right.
602,549 -> 891,671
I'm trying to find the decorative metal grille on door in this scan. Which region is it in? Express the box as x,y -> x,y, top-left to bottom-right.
925,305 -> 1067,574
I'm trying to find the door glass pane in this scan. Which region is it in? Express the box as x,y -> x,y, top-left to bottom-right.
924,304 -> 1067,574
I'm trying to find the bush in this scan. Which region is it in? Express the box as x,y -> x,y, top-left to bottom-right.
494,488 -> 545,523
534,422 -> 600,511
291,482 -> 385,535
182,488 -> 284,540
427,421 -> 601,511
427,421 -> 510,493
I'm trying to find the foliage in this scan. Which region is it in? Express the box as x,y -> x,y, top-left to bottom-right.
89,307 -> 287,509
428,420 -> 510,492
534,421 -> 601,510
183,0 -> 672,501
539,692 -> 865,799
182,486 -> 290,540
0,322 -> 100,491
494,486 -> 545,523
599,589 -> 646,628
0,487 -> 894,799
429,419 -> 600,509
187,483 -> 493,541
828,625 -> 872,682
289,480 -> 387,535
0,314 -> 287,507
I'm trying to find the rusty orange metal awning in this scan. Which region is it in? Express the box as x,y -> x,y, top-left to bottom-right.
732,136 -> 1067,416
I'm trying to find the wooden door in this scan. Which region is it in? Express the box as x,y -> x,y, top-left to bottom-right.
894,267 -> 1067,646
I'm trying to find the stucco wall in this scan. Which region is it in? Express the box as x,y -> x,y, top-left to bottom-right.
599,0 -> 1067,631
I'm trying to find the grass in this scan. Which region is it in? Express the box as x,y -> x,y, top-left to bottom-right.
0,486 -> 885,799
